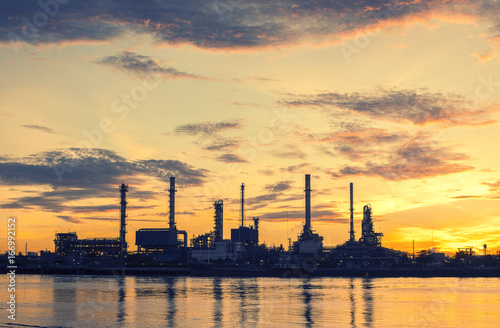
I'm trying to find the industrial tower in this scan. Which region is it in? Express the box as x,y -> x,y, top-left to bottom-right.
359,205 -> 383,247
240,183 -> 245,227
213,200 -> 223,243
293,174 -> 323,257
349,182 -> 356,243
231,183 -> 259,247
119,183 -> 128,262
304,174 -> 311,233
169,176 -> 176,230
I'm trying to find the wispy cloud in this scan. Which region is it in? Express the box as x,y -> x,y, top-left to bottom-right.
330,134 -> 473,181
281,88 -> 494,126
259,209 -> 344,223
175,120 -> 242,136
202,138 -> 241,151
22,124 -> 58,134
216,153 -> 248,163
57,215 -> 82,224
264,181 -> 292,193
484,180 -> 500,193
173,120 -> 246,163
306,127 -> 407,162
97,51 -> 205,79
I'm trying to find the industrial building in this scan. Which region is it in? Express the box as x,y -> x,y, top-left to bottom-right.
47,173 -> 420,270
135,177 -> 188,262
191,183 -> 260,263
292,174 -> 324,258
327,183 -> 407,268
230,184 -> 259,247
53,183 -> 130,265
54,231 -> 121,265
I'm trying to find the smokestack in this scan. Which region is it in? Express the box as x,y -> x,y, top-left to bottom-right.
119,183 -> 128,262
241,183 -> 245,227
349,182 -> 355,242
305,174 -> 311,232
169,177 -> 176,230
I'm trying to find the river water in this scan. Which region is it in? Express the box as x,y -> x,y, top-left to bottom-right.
1,275 -> 499,327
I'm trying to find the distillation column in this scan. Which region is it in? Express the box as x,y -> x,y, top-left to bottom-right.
169,177 -> 176,230
214,200 -> 223,242
349,182 -> 355,242
304,174 -> 311,233
240,183 -> 245,227
119,183 -> 128,262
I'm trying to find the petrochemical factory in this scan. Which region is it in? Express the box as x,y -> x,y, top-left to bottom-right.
46,173 -> 417,271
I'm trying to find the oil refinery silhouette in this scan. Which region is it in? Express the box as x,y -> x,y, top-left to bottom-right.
4,174 -> 500,277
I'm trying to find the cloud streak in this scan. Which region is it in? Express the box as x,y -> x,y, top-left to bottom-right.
281,88 -> 493,126
22,124 -> 58,134
175,120 -> 242,136
97,51 -> 205,79
215,153 -> 248,163
259,209 -> 344,223
330,134 -> 473,180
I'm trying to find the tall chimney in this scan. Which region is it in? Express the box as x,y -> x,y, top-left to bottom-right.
349,182 -> 355,242
305,174 -> 311,233
169,177 -> 176,230
119,183 -> 128,262
241,183 -> 245,227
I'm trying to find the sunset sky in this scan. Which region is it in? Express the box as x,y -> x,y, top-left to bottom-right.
1,0 -> 500,255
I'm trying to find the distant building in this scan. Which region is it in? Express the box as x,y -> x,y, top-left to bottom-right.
191,241 -> 244,262
54,231 -> 120,264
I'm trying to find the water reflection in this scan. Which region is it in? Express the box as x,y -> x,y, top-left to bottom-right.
235,278 -> 260,325
349,278 -> 356,328
301,279 -> 314,327
213,277 -> 223,325
21,276 -> 500,327
52,277 -> 77,327
362,278 -> 374,328
116,277 -> 126,326
165,278 -> 177,327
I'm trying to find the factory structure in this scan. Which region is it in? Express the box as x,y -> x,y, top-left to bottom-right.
292,174 -> 324,258
327,183 -> 407,268
135,177 -> 188,262
52,174 -> 407,268
53,182 -> 131,265
190,183 -> 260,263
